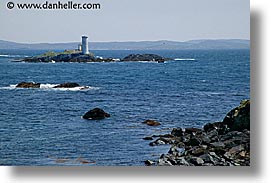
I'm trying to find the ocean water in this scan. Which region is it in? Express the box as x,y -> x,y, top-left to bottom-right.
0,49 -> 250,166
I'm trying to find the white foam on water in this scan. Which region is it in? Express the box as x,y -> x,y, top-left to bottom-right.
50,86 -> 99,91
112,58 -> 120,61
0,54 -> 29,58
96,56 -> 103,59
137,61 -> 158,63
39,84 -> 99,91
39,84 -> 59,89
174,58 -> 196,61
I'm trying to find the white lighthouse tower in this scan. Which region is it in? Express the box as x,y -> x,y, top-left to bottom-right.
81,36 -> 89,55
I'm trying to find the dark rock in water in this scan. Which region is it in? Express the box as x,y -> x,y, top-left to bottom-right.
142,120 -> 161,126
143,136 -> 153,140
122,54 -> 167,62
53,82 -> 80,88
223,100 -> 250,131
83,108 -> 110,120
171,127 -> 184,137
16,82 -> 40,88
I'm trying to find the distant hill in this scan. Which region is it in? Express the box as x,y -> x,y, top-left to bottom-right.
0,39 -> 250,50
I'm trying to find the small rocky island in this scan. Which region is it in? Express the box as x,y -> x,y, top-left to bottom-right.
19,36 -> 171,63
21,51 -> 170,63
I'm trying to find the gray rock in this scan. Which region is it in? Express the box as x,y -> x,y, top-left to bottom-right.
188,157 -> 204,166
190,146 -> 207,156
176,157 -> 190,166
199,153 -> 215,164
210,142 -> 225,149
158,155 -> 173,166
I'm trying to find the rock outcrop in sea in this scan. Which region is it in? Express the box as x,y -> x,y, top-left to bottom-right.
121,54 -> 168,62
82,108 -> 110,120
53,82 -> 80,88
16,82 -> 41,88
145,100 -> 250,166
15,82 -> 87,89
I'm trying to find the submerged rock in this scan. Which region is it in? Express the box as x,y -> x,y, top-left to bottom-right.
16,82 -> 40,88
142,120 -> 161,126
83,108 -> 110,120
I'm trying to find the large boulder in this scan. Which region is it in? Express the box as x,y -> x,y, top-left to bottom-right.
83,108 -> 110,120
53,82 -> 80,88
16,82 -> 40,88
171,127 -> 184,137
122,54 -> 167,62
223,100 -> 250,131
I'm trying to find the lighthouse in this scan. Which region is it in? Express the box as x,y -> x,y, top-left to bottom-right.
81,36 -> 89,55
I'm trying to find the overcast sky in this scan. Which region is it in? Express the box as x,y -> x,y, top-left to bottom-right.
0,0 -> 250,43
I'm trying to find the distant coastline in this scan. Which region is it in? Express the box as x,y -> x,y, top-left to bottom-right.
0,39 -> 250,50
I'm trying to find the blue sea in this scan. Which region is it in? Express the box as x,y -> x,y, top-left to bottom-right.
0,49 -> 250,166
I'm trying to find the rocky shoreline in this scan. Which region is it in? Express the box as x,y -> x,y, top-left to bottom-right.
20,51 -> 171,63
145,100 -> 250,166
